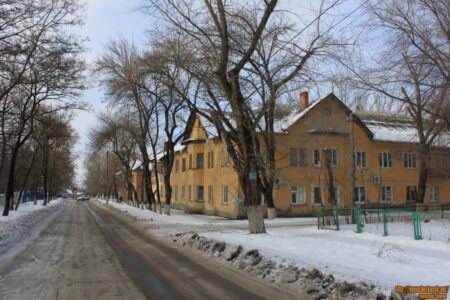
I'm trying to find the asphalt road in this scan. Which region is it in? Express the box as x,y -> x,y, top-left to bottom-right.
0,200 -> 295,300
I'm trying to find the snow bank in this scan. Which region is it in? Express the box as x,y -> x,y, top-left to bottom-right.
0,200 -> 64,254
97,198 -> 450,292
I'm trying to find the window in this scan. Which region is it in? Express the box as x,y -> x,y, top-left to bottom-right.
175,186 -> 178,200
182,158 -> 186,172
197,186 -> 204,201
175,160 -> 179,173
221,149 -> 229,167
325,149 -> 338,166
431,186 -> 439,202
379,152 -> 392,168
313,149 -> 321,166
291,186 -> 305,205
406,186 -> 417,202
188,186 -> 192,200
188,154 -> 192,169
290,148 -> 297,167
381,186 -> 392,202
207,151 -> 214,168
196,153 -> 204,169
355,151 -> 367,168
299,148 -> 307,167
404,152 -> 417,168
313,186 -> 321,204
354,186 -> 366,203
181,186 -> 185,199
208,186 -> 214,203
222,186 -> 228,204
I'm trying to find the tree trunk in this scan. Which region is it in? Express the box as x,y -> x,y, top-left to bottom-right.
417,146 -> 429,203
164,174 -> 172,215
247,205 -> 266,233
2,146 -> 19,216
267,207 -> 277,220
164,203 -> 170,215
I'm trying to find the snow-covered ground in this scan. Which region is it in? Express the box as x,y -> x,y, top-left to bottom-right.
96,198 -> 450,292
0,199 -> 64,253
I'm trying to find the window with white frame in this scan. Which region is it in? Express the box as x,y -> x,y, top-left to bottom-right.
181,186 -> 185,199
208,185 -> 214,203
312,186 -> 321,204
313,149 -> 321,166
196,153 -> 204,169
291,186 -> 305,205
403,152 -> 417,168
325,149 -> 338,166
406,186 -> 417,202
381,186 -> 392,202
175,185 -> 178,200
353,186 -> 366,203
379,152 -> 392,168
355,151 -> 367,168
222,186 -> 228,204
175,160 -> 179,173
431,186 -> 439,202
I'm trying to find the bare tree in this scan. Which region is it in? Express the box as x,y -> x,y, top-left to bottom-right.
95,39 -> 160,211
89,112 -> 140,206
338,0 -> 449,203
144,0 -> 343,232
1,0 -> 86,216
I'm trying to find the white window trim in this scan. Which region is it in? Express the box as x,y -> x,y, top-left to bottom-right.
355,151 -> 367,169
404,152 -> 417,169
354,186 -> 366,203
381,186 -> 393,203
430,186 -> 439,202
291,186 -> 306,205
379,152 -> 392,168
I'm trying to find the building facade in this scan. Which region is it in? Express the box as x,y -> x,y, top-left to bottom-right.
156,93 -> 450,218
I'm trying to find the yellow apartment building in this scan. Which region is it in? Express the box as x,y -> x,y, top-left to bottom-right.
153,93 -> 450,218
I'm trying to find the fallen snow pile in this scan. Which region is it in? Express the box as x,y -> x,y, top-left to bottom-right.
0,200 -> 64,254
173,232 -> 393,300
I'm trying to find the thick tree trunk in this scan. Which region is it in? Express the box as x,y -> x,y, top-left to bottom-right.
164,174 -> 172,215
267,207 -> 277,220
164,203 -> 170,215
3,146 -> 19,216
247,205 -> 266,233
417,146 -> 429,203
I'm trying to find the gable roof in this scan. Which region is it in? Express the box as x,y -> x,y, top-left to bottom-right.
182,112 -> 219,143
277,93 -> 374,138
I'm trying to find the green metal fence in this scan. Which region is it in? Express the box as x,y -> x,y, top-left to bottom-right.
317,206 -> 450,240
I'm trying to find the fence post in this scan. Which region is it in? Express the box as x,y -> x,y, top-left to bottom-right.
336,207 -> 340,231
355,208 -> 363,233
412,211 -> 422,240
383,209 -> 389,236
317,206 -> 320,230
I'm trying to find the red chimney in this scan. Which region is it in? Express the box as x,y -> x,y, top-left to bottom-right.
299,91 -> 309,111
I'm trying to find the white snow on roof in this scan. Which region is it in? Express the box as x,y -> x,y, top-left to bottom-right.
278,98 -> 324,132
155,143 -> 186,161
